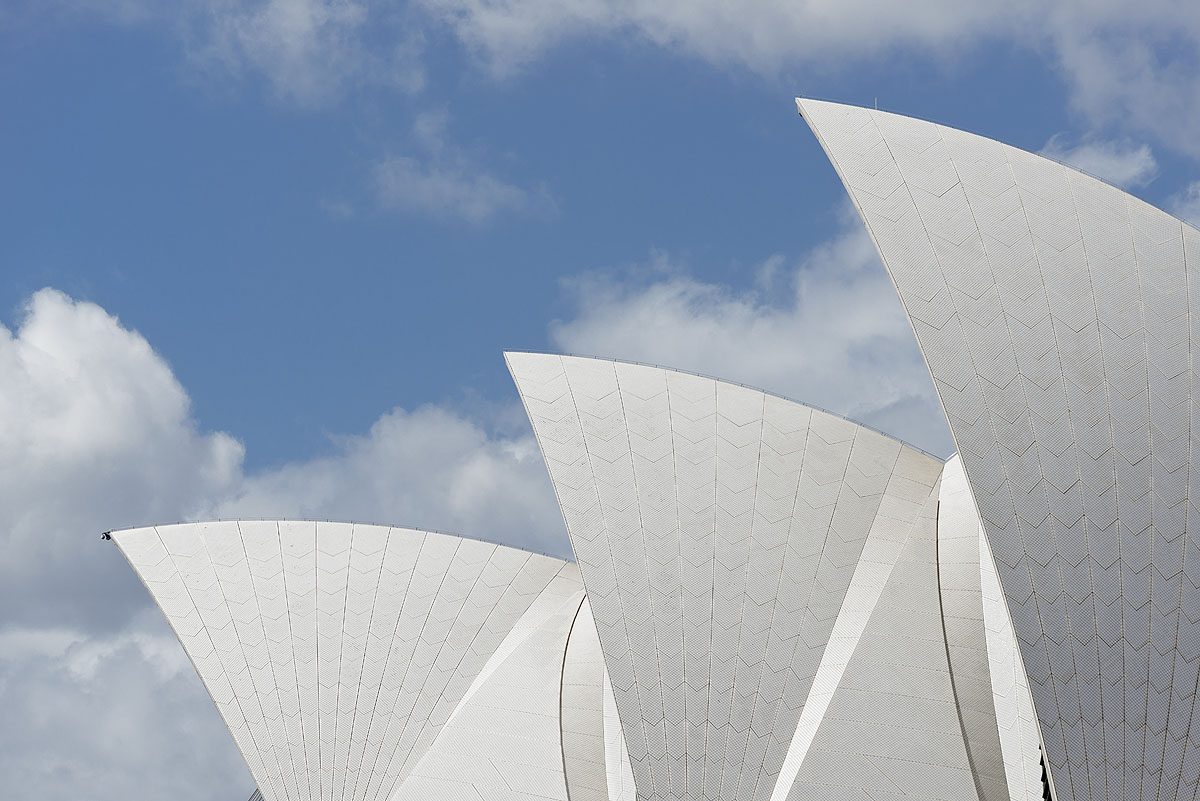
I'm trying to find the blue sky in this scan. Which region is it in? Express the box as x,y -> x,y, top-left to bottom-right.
9,3 -> 1190,471
3,2 -> 1200,799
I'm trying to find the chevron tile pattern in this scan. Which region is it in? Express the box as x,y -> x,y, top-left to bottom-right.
770,455 -> 949,799
780,466 -> 983,799
392,565 -> 586,800
978,481 -> 1047,801
800,97 -> 1200,801
507,353 -> 1036,800
110,522 -> 591,801
114,351 -> 1054,801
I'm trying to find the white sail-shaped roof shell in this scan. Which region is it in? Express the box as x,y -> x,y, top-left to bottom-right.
799,97 -> 1200,801
111,353 -> 1052,800
110,522 -> 628,801
508,353 -> 1042,800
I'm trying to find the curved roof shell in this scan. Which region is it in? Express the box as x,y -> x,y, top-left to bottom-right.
110,522 -> 600,801
111,353 -> 1049,800
509,353 -> 1040,800
798,97 -> 1200,801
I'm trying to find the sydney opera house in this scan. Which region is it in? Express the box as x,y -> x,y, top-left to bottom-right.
108,100 -> 1200,801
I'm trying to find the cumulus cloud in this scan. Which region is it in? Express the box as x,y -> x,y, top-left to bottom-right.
0,289 -> 252,796
218,403 -> 567,556
0,289 -> 244,630
548,209 -> 953,457
1040,134 -> 1158,189
0,287 -> 566,797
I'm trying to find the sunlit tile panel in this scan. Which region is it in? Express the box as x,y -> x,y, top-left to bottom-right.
783,471 -> 983,800
799,97 -> 1200,801
393,566 -> 586,800
111,522 -> 575,801
508,352 -> 946,801
770,448 -> 946,798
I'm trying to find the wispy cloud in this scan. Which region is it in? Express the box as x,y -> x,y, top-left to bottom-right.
217,403 -> 566,556
1040,134 -> 1158,189
27,0 -> 426,105
374,156 -> 537,222
1047,3 -> 1200,161
415,0 -> 1200,162
374,110 -> 555,222
191,0 -> 427,104
416,0 -> 1025,78
1170,181 -> 1200,228
22,1 -> 1200,163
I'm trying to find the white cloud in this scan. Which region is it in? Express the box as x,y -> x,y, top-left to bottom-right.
0,289 -> 244,629
417,0 -> 1029,78
0,611 -> 253,801
374,156 -> 536,221
1040,134 -> 1158,189
32,0 -> 426,105
0,256 -> 948,798
218,403 -> 567,557
0,287 -> 567,798
1046,2 -> 1200,160
0,286 -> 567,626
0,289 -> 259,795
190,0 -> 428,104
1170,181 -> 1200,227
548,210 -> 953,457
196,0 -> 371,102
374,110 -> 554,222
414,0 -> 1200,163
25,0 -> 1200,164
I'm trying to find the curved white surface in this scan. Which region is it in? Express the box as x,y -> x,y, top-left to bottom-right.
509,353 -> 1004,800
775,466 -> 985,801
392,565 -> 585,801
938,455 -> 1012,801
111,522 -> 584,801
799,97 -> 1200,800
563,599 -> 618,801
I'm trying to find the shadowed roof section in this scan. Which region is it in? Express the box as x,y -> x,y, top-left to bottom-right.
798,96 -> 1200,801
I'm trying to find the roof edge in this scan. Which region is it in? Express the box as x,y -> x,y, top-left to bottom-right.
504,349 -> 948,462
795,96 -> 1200,230
103,518 -> 574,563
